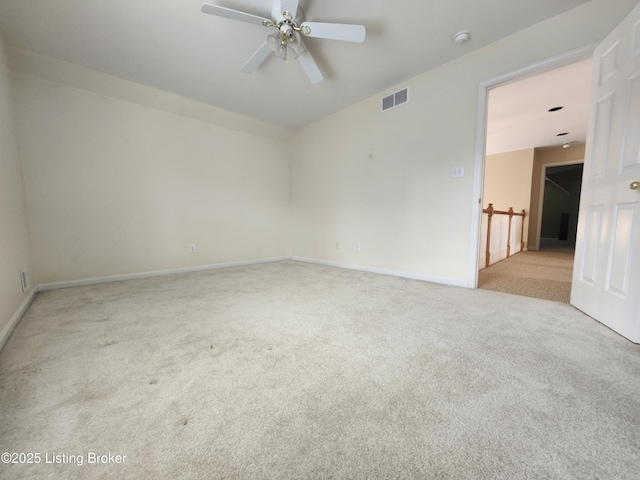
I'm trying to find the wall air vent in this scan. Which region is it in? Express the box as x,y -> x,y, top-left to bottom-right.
381,87 -> 409,112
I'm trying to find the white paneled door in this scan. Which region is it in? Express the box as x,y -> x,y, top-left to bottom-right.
571,2 -> 640,343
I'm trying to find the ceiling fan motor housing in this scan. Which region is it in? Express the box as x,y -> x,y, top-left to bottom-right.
281,23 -> 295,40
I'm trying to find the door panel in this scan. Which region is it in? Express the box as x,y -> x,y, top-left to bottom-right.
598,42 -> 619,86
606,203 -> 636,295
622,73 -> 640,170
591,93 -> 614,178
633,19 -> 640,57
579,206 -> 603,284
571,2 -> 640,343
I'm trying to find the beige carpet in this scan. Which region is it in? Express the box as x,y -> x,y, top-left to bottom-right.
1,260 -> 639,479
478,250 -> 575,303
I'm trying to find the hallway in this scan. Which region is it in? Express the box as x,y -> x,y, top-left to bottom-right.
478,249 -> 574,303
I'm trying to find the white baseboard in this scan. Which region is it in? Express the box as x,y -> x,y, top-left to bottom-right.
290,257 -> 471,288
0,287 -> 37,352
38,256 -> 291,291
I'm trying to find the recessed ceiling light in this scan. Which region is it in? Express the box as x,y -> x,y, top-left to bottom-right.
557,132 -> 569,136
548,106 -> 564,112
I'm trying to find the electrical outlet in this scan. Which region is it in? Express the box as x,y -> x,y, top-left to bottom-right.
355,242 -> 361,251
452,166 -> 465,178
189,244 -> 196,253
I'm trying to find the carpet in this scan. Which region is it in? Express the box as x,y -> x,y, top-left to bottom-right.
1,260 -> 639,479
478,250 -> 575,303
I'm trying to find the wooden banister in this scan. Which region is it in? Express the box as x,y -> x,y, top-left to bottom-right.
482,203 -> 526,268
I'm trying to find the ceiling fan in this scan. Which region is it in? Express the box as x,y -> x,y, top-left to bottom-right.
201,0 -> 366,84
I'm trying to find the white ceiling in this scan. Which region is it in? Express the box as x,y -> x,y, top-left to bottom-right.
0,0 -> 592,130
486,58 -> 593,156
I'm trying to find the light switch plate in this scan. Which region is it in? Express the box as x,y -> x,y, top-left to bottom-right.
452,166 -> 465,178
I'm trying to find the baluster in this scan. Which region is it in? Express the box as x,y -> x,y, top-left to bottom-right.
520,209 -> 526,252
485,203 -> 493,268
507,207 -> 513,258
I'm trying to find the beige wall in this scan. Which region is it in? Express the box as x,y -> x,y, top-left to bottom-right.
528,144 -> 586,249
0,32 -> 33,346
484,149 -> 535,248
291,0 -> 637,286
14,69 -> 292,285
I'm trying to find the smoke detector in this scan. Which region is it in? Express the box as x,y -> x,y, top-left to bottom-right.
454,31 -> 471,44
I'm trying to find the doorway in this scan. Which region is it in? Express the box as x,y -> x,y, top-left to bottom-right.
473,54 -> 592,302
539,163 -> 584,251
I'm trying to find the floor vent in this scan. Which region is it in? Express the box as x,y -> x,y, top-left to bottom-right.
381,87 -> 409,112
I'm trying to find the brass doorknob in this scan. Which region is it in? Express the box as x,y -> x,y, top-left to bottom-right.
631,181 -> 640,190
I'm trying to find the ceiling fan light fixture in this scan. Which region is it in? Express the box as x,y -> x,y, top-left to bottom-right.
287,31 -> 307,58
268,32 -> 288,61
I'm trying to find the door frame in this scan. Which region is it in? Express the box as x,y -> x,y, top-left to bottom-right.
468,43 -> 597,288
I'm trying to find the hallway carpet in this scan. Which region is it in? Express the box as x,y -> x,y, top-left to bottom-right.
478,250 -> 574,303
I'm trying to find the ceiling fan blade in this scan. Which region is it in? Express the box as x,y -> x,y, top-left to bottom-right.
280,0 -> 299,16
201,4 -> 269,26
297,50 -> 324,84
240,41 -> 272,73
300,22 -> 366,43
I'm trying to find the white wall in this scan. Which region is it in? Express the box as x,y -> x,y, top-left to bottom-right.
13,61 -> 292,285
484,149 -> 535,248
5,0 -> 638,291
0,32 -> 33,347
291,0 -> 638,286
